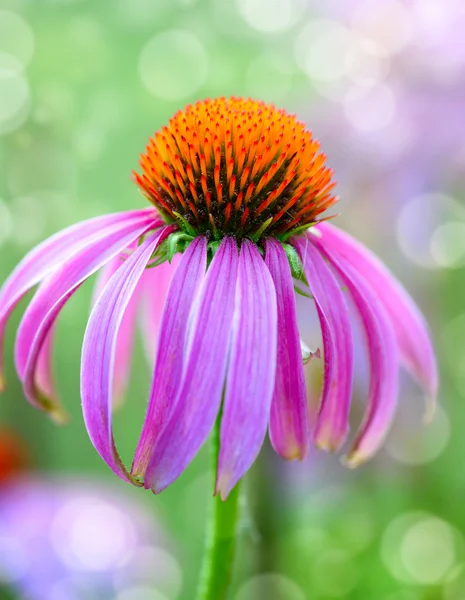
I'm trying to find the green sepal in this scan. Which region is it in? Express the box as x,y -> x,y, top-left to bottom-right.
173,211 -> 197,237
282,243 -> 304,279
146,230 -> 195,268
294,285 -> 313,299
166,231 -> 194,261
278,221 -> 317,243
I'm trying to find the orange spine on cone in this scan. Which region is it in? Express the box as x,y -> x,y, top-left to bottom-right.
133,97 -> 337,240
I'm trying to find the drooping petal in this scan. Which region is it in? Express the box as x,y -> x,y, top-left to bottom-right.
312,235 -> 399,466
138,255 -> 181,366
316,222 -> 437,410
81,229 -> 169,484
92,255 -> 138,406
144,236 -> 239,494
216,240 -> 277,499
0,208 -> 158,389
294,238 -> 354,452
264,238 -> 308,460
34,326 -> 56,403
132,237 -> 207,477
16,218 -> 161,419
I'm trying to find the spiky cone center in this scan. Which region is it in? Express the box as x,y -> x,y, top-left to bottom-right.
133,97 -> 337,244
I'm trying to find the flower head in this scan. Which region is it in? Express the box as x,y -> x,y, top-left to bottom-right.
133,97 -> 336,243
0,97 -> 437,499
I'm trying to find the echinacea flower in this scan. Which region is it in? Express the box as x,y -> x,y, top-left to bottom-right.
0,97 -> 437,499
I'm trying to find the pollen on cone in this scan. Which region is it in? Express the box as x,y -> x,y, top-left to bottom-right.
133,97 -> 337,241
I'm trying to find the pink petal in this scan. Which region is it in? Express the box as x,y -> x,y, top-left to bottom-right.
313,235 -> 399,466
16,217 -> 160,420
264,238 -> 309,460
216,240 -> 277,499
316,222 -> 437,411
144,236 -> 239,494
81,229 -> 170,484
0,208 -> 158,390
92,255 -> 138,406
138,256 -> 181,366
132,237 -> 207,477
294,238 -> 354,452
35,325 -> 56,403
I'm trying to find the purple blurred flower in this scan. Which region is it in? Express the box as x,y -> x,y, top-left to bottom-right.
0,476 -> 180,600
0,98 -> 437,499
300,0 -> 465,208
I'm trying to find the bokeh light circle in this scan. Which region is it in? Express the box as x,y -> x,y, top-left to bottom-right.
344,83 -> 396,131
345,37 -> 389,86
430,222 -> 465,268
8,142 -> 77,196
116,586 -> 169,600
401,518 -> 456,584
0,534 -> 30,582
139,30 -> 208,101
295,20 -> 352,83
385,402 -> 450,466
381,512 -> 461,585
8,191 -> 79,248
0,199 -> 13,245
245,54 -> 294,102
235,573 -> 306,600
443,564 -> 465,599
33,83 -> 75,126
338,512 -> 375,554
51,497 -> 137,572
73,126 -> 105,163
351,0 -> 413,55
291,526 -> 331,556
9,194 -> 48,246
117,0 -> 171,27
397,193 -> 465,270
120,545 -> 183,599
295,20 -> 389,101
312,549 -> 358,597
236,0 -> 306,33
410,0 -> 457,41
0,66 -> 30,135
0,10 -> 35,71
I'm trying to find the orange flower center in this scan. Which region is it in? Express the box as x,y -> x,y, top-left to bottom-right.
133,97 -> 337,242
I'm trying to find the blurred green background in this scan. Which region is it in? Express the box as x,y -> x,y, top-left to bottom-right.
0,0 -> 464,599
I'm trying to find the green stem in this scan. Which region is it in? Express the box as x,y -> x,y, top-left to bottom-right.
196,418 -> 241,600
